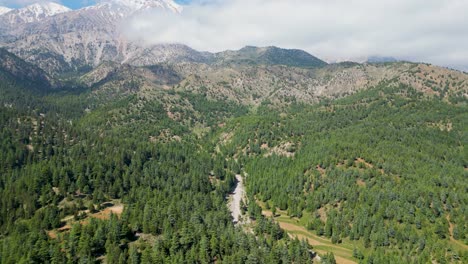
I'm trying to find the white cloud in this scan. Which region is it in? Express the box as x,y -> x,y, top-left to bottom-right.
123,0 -> 468,70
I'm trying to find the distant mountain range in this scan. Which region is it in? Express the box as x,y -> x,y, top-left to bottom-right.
0,1 -> 328,75
366,56 -> 399,63
0,0 -> 466,106
0,0 -> 420,77
1,45 -> 466,108
213,46 -> 327,68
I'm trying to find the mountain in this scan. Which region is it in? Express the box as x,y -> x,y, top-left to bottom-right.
0,0 -> 193,74
0,2 -> 71,24
215,46 -> 327,68
0,6 -> 12,15
367,55 -> 399,63
79,57 -> 466,109
77,0 -> 182,20
0,1 -> 330,75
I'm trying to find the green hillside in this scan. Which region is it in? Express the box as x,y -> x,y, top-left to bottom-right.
0,54 -> 466,263
219,83 -> 468,263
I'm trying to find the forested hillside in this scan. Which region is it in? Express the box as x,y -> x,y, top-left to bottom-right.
0,51 -> 467,263
218,83 -> 468,263
0,74 -> 316,263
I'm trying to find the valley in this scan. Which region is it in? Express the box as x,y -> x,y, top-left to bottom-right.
0,1 -> 467,263
0,43 -> 467,263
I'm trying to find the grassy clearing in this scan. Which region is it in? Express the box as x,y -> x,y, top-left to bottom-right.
48,200 -> 124,239
262,205 -> 468,263
259,202 -> 360,264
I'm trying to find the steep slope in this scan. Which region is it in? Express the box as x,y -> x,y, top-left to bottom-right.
79,61 -> 181,103
0,48 -> 55,91
80,61 -> 181,87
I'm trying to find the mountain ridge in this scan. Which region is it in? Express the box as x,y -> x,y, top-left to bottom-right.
0,2 -> 71,24
0,0 -> 189,74
0,6 -> 11,15
214,46 -> 327,68
0,1 -> 329,75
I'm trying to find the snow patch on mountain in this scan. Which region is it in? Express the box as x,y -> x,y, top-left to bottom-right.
0,6 -> 12,16
101,0 -> 182,13
78,0 -> 182,20
2,2 -> 71,23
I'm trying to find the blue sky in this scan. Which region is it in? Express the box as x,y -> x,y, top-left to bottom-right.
62,1 -> 95,9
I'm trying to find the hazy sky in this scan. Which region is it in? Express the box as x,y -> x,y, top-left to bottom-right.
0,0 -> 91,8
123,0 -> 468,70
1,0 -> 467,71
0,0 -> 189,8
